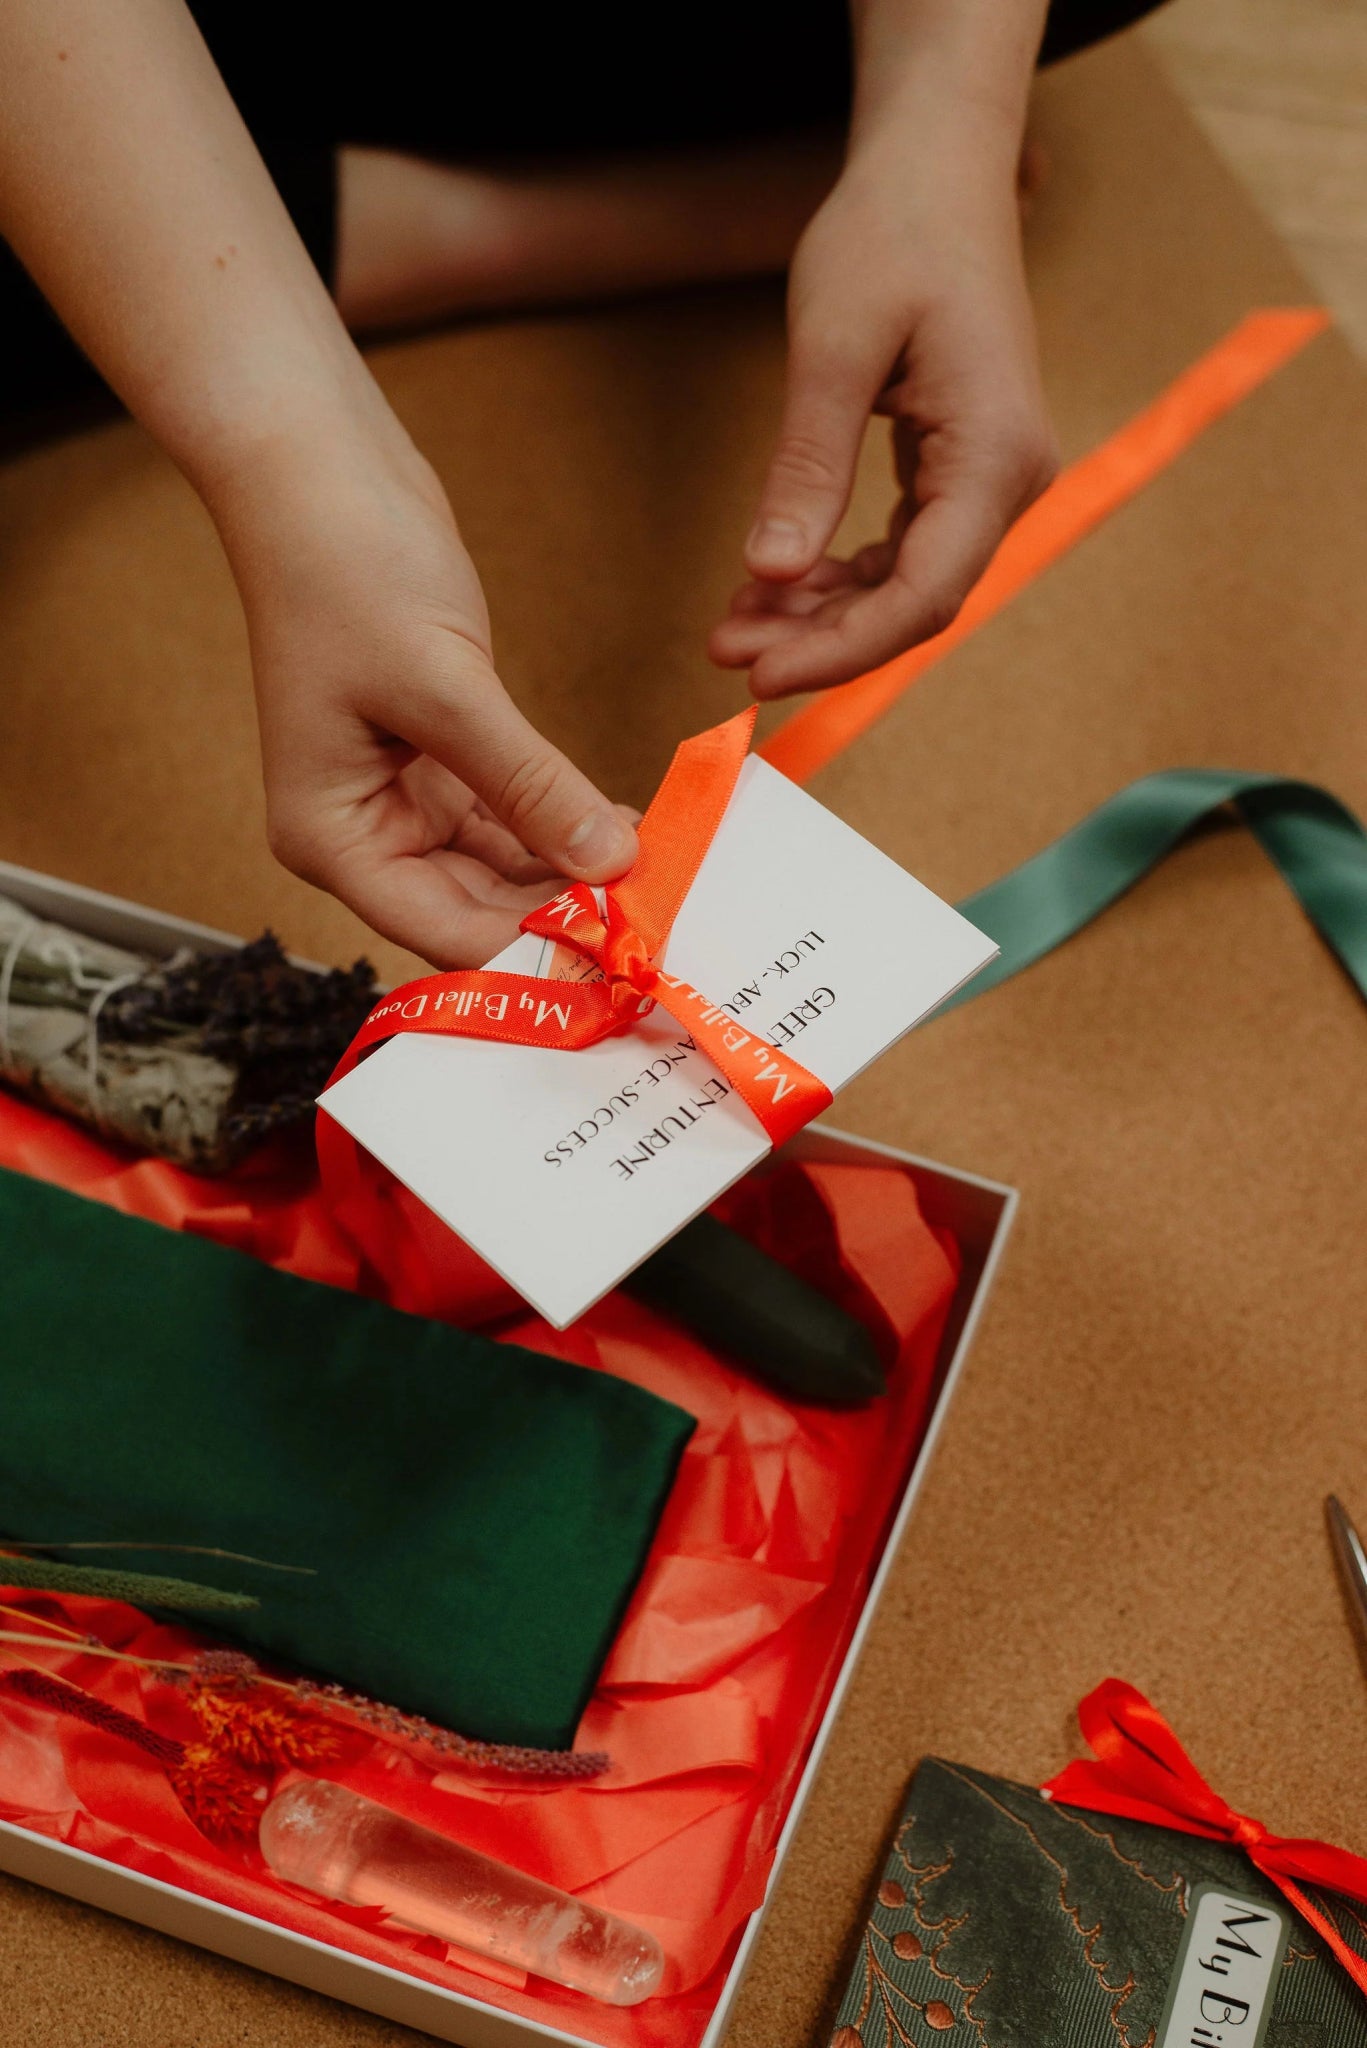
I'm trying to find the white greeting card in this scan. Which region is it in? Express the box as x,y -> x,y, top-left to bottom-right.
319,757 -> 997,1327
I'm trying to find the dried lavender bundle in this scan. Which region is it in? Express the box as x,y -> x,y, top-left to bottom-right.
0,896 -> 376,1172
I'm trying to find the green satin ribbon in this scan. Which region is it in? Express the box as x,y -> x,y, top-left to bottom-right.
943,770 -> 1367,1013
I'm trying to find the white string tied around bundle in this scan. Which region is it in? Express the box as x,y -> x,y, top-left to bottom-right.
0,920 -> 143,1131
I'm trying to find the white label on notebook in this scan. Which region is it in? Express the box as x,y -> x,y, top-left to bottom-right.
1157,1886 -> 1290,2048
319,756 -> 997,1327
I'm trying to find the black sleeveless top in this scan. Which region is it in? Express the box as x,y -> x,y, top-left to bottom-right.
0,0 -> 1166,448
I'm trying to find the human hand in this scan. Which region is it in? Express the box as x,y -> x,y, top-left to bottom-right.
213,428 -> 638,969
709,117 -> 1057,699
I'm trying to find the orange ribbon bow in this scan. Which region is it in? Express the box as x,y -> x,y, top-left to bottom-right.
318,709 -> 832,1244
1043,1679 -> 1367,1998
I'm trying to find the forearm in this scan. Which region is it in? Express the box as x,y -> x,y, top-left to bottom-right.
719,0 -> 1055,688
0,0 -> 391,511
0,2 -> 635,962
847,0 -> 1049,173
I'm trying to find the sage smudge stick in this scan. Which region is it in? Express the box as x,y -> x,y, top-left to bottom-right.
0,896 -> 376,1173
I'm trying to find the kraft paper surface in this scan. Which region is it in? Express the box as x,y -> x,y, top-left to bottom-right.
1,31 -> 1366,2048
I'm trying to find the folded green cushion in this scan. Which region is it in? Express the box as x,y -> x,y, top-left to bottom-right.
0,1166 -> 694,1749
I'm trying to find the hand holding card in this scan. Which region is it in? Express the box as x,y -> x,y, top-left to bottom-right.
319,712 -> 997,1327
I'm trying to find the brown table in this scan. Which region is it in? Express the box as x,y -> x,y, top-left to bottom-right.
1,33 -> 1365,2048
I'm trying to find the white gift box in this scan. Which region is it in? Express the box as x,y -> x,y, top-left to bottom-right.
0,858 -> 1017,2048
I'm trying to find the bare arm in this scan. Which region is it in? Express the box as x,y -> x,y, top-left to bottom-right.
0,0 -> 376,488
0,1 -> 636,965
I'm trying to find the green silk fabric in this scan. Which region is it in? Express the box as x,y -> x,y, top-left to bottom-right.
0,1167 -> 693,1749
947,770 -> 1367,1013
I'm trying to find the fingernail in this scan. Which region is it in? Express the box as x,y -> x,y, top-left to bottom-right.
566,808 -> 635,874
746,517 -> 808,568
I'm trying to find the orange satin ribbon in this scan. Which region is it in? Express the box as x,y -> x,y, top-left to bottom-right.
1044,1678 -> 1367,1997
760,308 -> 1331,786
318,708 -> 832,1217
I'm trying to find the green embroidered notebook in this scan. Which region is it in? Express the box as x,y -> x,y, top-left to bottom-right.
830,1759 -> 1367,2047
0,1166 -> 694,1750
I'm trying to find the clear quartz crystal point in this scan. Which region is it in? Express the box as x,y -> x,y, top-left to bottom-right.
259,1778 -> 664,2007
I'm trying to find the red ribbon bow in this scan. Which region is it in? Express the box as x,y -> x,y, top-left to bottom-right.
1043,1679 -> 1367,1997
317,709 -> 832,1251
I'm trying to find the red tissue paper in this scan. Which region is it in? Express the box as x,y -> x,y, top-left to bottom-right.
0,1090 -> 958,2048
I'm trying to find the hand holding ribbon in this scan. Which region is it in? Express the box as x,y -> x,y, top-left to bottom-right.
318,710 -> 832,1239
1043,1679 -> 1367,1998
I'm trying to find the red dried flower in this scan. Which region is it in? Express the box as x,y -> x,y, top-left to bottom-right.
170,1745 -> 270,1839
186,1681 -> 342,1768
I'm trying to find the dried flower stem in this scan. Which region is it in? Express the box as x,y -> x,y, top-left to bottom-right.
0,1602 -> 87,1644
0,1631 -> 609,1780
288,1680 -> 611,1780
1,1542 -> 315,1576
0,1554 -> 259,1613
0,1628 -> 195,1672
0,1668 -> 185,1767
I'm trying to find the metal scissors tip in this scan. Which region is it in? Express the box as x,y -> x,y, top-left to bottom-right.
1326,1494 -> 1367,1642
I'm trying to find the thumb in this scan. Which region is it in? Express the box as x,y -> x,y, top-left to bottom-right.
746,329 -> 885,583
415,648 -> 638,881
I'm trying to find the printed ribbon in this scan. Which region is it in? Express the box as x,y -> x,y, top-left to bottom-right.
319,757 -> 1367,1254
318,708 -> 831,1215
1043,1679 -> 1367,1998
